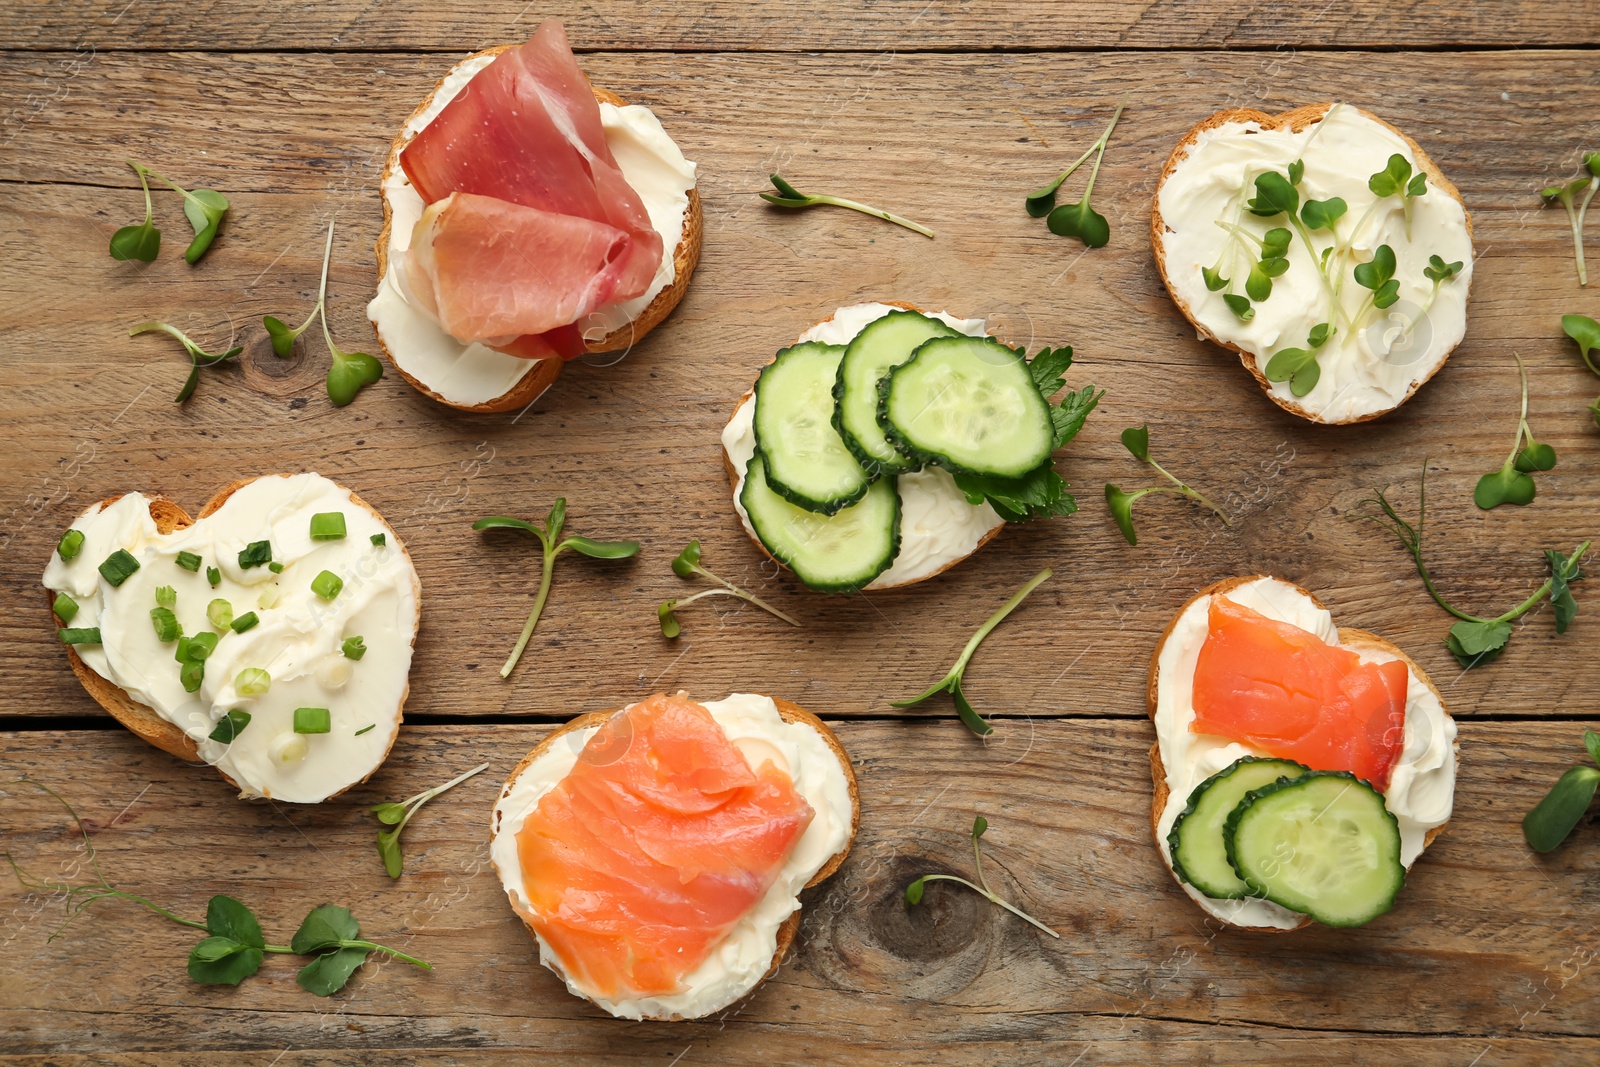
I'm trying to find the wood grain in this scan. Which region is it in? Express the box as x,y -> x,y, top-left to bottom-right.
1,720 -> 1597,1063
2,0 -> 1597,52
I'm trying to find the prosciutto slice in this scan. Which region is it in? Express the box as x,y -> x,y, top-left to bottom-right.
397,19 -> 663,356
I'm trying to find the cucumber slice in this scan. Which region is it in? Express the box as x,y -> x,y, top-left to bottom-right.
1226,771 -> 1404,927
740,451 -> 899,592
753,342 -> 871,514
834,310 -> 961,475
1168,756 -> 1309,900
880,336 -> 1054,478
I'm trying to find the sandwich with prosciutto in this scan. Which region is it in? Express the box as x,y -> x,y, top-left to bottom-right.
368,19 -> 702,413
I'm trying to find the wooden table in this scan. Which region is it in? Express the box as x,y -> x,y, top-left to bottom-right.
2,3 -> 1598,1064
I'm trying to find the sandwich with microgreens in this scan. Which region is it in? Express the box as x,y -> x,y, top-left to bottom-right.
367,19 -> 701,413
1152,103 -> 1473,424
720,301 -> 1100,592
490,691 -> 857,1020
44,473 -> 419,803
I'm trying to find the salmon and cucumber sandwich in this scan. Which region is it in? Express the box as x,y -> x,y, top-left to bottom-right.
720,301 -> 1102,592
43,474 -> 420,803
1148,576 -> 1458,930
490,692 -> 857,1020
369,18 -> 701,412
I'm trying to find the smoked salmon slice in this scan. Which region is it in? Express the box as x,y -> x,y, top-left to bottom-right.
517,693 -> 814,1000
1190,596 -> 1408,791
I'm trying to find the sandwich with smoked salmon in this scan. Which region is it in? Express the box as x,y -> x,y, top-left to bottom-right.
368,19 -> 702,413
489,692 -> 857,1020
1148,576 -> 1458,930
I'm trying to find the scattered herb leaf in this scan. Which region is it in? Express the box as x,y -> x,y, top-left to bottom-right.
659,539 -> 801,638
369,763 -> 490,878
904,816 -> 1059,938
1475,353 -> 1553,509
129,322 -> 242,403
760,173 -> 934,238
1104,424 -> 1231,545
109,161 -> 161,262
268,218 -> 383,403
1540,156 -> 1597,287
1523,729 -> 1600,853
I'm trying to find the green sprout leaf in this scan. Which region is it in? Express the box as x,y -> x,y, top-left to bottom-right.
1367,154 -> 1413,198
109,162 -> 161,262
1353,244 -> 1399,308
368,763 -> 489,878
1028,99 -> 1124,246
1201,266 -> 1228,292
1424,254 -> 1463,283
1120,424 -> 1150,462
760,173 -> 934,238
658,600 -> 682,638
290,904 -> 361,954
129,321 -> 242,403
126,162 -> 229,264
1541,166 -> 1596,287
297,946 -> 372,997
1246,170 -> 1299,218
1025,100 -> 1124,219
1445,619 -> 1512,667
1222,293 -> 1253,320
1476,353 -> 1552,509
1105,424 -> 1230,546
1564,314 -> 1600,422
903,815 -> 1058,937
660,539 -> 799,638
892,569 -> 1051,736
1300,197 -> 1347,231
1523,765 -> 1600,853
1046,201 -> 1111,248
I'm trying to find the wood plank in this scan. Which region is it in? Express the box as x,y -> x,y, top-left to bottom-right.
1,49 -> 1596,722
1,720 -> 1596,1062
2,0 -> 1596,52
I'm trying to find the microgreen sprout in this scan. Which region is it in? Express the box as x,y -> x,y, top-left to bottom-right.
3,779 -> 428,995
109,161 -> 160,262
1026,98 -> 1126,248
1562,313 -> 1600,425
759,173 -> 934,238
1361,461 -> 1589,667
1523,730 -> 1600,853
1105,425 -> 1230,545
1475,353 -> 1555,509
370,762 -> 490,878
904,816 -> 1059,938
1352,243 -> 1400,317
1541,153 -> 1598,287
265,218 -> 384,405
1262,321 -> 1334,398
129,321 -> 242,402
658,539 -> 799,638
893,568 -> 1050,736
1365,153 -> 1428,238
473,500 -> 641,678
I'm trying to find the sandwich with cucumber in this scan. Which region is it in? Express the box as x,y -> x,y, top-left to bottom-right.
719,301 -> 1101,592
1148,576 -> 1458,929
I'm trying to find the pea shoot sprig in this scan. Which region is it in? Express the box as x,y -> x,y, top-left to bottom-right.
1025,98 -> 1126,249
893,568 -> 1050,736
658,539 -> 799,639
759,173 -> 934,238
370,762 -> 489,878
264,218 -> 384,407
904,816 -> 1059,938
1105,425 -> 1230,545
1523,730 -> 1600,853
110,161 -> 230,264
473,500 -> 641,678
1540,152 -> 1598,287
1362,462 -> 1589,667
129,321 -> 243,402
4,780 -> 429,996
1563,313 -> 1600,425
1474,353 -> 1557,510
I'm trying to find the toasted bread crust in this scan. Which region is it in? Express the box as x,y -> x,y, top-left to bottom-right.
372,46 -> 702,414
48,477 -> 417,800
721,301 -> 1007,591
490,694 -> 859,1022
1146,575 -> 1451,932
1150,103 -> 1473,425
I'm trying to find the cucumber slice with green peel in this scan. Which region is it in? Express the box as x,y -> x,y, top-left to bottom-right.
1168,756 -> 1310,899
740,451 -> 900,592
834,310 -> 961,475
753,342 -> 872,514
1225,771 -> 1404,927
879,336 -> 1055,479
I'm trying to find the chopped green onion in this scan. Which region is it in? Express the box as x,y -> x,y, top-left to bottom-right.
370,533 -> 386,547
57,529 -> 85,561
207,598 -> 233,631
257,588 -> 278,609
293,707 -> 331,734
155,584 -> 176,609
174,635 -> 191,662
341,635 -> 367,660
175,550 -> 202,572
234,668 -> 271,696
180,659 -> 204,693
206,565 -> 221,588
268,561 -> 285,574
52,592 -> 79,623
238,540 -> 272,569
58,626 -> 101,645
230,611 -> 259,634
354,723 -> 375,736
208,709 -> 251,743
310,512 -> 347,540
311,570 -> 343,601
186,630 -> 219,661
149,606 -> 180,642
98,549 -> 140,587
